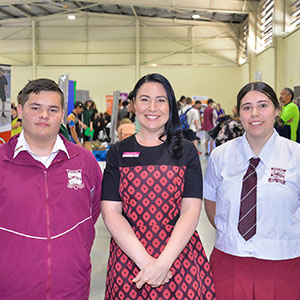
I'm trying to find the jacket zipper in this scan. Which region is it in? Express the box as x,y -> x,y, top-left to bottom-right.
44,170 -> 51,300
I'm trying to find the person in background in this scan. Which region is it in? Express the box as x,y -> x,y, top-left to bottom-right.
96,112 -> 106,141
202,99 -> 217,155
177,95 -> 186,110
103,111 -> 111,142
0,78 -> 102,299
118,100 -> 129,121
294,97 -> 300,143
294,96 -> 300,109
277,87 -> 299,141
128,90 -> 141,133
232,105 -> 239,118
101,73 -> 215,300
127,95 -> 136,123
59,122 -> 70,141
0,67 -> 8,118
90,109 -> 101,141
214,115 -> 244,147
83,98 -> 95,142
182,98 -> 202,152
216,103 -> 225,122
67,101 -> 87,146
117,117 -> 135,141
11,105 -> 22,137
204,81 -> 300,300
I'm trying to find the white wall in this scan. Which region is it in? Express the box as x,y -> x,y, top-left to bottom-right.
6,11 -> 300,115
282,28 -> 300,89
11,65 -> 240,114
242,27 -> 300,95
239,62 -> 250,87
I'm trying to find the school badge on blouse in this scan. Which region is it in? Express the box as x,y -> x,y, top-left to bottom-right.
268,167 -> 286,185
66,169 -> 85,190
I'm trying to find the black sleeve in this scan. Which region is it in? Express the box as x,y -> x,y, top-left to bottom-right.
101,143 -> 122,201
182,142 -> 203,199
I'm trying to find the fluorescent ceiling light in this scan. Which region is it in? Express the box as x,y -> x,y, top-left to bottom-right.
192,14 -> 201,19
68,15 -> 76,20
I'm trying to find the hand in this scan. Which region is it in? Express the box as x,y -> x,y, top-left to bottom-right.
132,257 -> 172,289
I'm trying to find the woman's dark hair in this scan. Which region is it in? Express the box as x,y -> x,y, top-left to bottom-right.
237,81 -> 279,114
132,73 -> 183,159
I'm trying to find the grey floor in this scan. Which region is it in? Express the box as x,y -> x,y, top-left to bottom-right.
89,145 -> 216,300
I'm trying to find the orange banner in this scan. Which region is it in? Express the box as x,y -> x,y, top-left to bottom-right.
106,95 -> 113,115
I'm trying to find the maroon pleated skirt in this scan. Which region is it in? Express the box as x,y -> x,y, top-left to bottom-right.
210,247 -> 300,300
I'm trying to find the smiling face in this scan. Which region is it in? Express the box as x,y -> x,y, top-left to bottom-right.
18,91 -> 64,143
134,81 -> 169,136
239,90 -> 279,143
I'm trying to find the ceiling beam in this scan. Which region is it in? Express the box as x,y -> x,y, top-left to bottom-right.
74,1 -> 83,8
38,5 -> 50,14
0,7 -> 17,18
0,0 -> 257,14
131,5 -> 137,17
32,2 -> 101,17
9,4 -> 32,18
143,32 -> 238,65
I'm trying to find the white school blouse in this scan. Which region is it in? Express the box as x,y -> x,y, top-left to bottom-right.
204,130 -> 300,260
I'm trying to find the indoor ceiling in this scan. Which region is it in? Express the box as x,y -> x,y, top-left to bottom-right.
0,0 -> 260,24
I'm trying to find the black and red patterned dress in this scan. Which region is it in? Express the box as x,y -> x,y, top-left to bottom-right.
101,135 -> 215,300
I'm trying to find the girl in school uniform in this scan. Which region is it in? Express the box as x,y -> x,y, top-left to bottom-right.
204,81 -> 300,300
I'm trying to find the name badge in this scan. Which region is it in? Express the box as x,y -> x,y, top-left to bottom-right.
122,152 -> 140,158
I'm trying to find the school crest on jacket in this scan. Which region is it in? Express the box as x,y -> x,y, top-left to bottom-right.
67,169 -> 85,190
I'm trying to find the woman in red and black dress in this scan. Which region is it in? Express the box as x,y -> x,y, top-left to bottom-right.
101,73 -> 215,300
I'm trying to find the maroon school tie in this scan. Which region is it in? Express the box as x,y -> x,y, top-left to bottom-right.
238,157 -> 260,241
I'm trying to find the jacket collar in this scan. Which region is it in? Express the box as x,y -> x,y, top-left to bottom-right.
13,131 -> 70,159
4,133 -> 80,166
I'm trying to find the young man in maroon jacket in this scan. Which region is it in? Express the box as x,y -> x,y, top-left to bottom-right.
0,78 -> 102,299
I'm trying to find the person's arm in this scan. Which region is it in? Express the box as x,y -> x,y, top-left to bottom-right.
89,120 -> 93,131
91,160 -> 102,223
194,110 -> 201,131
78,119 -> 88,130
102,200 -> 172,288
204,199 -> 216,228
133,197 -> 201,288
11,120 -> 22,129
70,126 -> 82,146
101,201 -> 157,270
194,119 -> 201,131
4,76 -> 8,96
68,114 -> 83,146
280,104 -> 298,123
213,109 -> 218,123
203,153 -> 220,228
